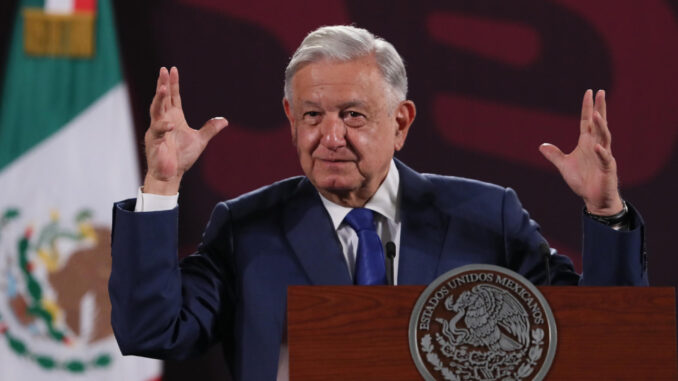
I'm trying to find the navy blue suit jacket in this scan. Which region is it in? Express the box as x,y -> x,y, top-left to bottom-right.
109,160 -> 647,380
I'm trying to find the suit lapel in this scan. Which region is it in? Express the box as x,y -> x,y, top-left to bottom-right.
395,160 -> 449,285
283,179 -> 352,285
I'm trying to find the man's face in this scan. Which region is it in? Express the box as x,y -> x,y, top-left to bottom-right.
283,55 -> 415,207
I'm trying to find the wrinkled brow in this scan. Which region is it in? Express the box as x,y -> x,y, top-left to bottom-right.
300,100 -> 369,110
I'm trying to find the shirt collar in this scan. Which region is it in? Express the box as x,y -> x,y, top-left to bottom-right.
319,160 -> 400,230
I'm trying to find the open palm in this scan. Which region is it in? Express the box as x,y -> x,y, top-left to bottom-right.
539,90 -> 624,216
144,67 -> 228,194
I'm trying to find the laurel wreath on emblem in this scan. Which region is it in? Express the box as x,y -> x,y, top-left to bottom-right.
0,208 -> 113,372
421,334 -> 461,381
421,328 -> 544,381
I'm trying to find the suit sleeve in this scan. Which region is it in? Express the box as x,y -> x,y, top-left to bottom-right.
501,188 -> 647,286
108,199 -> 234,360
579,203 -> 648,285
501,188 -> 580,285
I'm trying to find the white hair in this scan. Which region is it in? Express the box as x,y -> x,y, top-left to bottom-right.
284,25 -> 408,103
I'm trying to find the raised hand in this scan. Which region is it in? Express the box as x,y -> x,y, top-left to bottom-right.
539,89 -> 624,216
144,67 -> 228,195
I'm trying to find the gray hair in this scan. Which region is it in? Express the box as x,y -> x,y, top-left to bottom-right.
283,25 -> 408,103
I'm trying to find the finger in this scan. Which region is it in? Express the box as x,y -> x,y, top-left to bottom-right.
156,66 -> 168,93
593,143 -> 615,170
150,85 -> 168,120
595,89 -> 607,120
169,66 -> 182,108
160,72 -> 172,114
149,120 -> 175,137
579,89 -> 594,135
150,67 -> 169,120
539,143 -> 566,170
199,117 -> 229,144
593,110 -> 612,148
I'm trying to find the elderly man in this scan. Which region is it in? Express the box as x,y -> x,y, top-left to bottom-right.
109,25 -> 646,380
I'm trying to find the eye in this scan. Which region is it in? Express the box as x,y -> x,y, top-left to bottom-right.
302,111 -> 322,125
342,110 -> 366,127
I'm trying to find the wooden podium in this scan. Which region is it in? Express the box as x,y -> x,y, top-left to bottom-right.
288,286 -> 677,380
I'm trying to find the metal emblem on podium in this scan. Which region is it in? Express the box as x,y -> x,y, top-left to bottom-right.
409,264 -> 557,381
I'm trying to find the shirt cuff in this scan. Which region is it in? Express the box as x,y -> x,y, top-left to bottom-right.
134,187 -> 179,212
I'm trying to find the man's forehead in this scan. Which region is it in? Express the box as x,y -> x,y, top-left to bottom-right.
289,57 -> 388,103
296,57 -> 380,79
296,54 -> 380,74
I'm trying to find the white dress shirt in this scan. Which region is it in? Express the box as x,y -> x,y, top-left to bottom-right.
318,159 -> 401,284
134,188 -> 178,212
134,160 -> 403,381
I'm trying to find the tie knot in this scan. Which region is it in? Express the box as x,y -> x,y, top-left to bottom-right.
344,208 -> 376,232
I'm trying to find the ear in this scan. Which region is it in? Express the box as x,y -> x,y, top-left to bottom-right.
393,100 -> 416,151
283,97 -> 297,144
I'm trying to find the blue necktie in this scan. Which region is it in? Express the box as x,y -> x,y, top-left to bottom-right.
344,208 -> 387,285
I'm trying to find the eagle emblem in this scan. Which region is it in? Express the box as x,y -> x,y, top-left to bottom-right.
438,284 -> 529,353
409,265 -> 556,381
0,208 -> 114,372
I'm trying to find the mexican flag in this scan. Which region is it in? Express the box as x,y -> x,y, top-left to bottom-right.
0,0 -> 161,380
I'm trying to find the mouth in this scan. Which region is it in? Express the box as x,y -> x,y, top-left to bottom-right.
314,158 -> 357,171
316,157 -> 355,164
320,158 -> 349,162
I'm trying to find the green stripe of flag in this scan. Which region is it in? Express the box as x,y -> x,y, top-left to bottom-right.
0,0 -> 122,171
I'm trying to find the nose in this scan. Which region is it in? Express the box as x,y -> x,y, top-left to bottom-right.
320,115 -> 346,150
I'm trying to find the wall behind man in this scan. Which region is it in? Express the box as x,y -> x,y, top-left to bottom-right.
4,1 -> 677,379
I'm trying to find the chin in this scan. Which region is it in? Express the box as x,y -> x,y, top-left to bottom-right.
313,176 -> 359,194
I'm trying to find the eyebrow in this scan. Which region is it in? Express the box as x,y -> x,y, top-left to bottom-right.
338,100 -> 367,110
300,100 -> 368,109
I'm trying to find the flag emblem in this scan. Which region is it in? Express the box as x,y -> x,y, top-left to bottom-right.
0,208 -> 114,373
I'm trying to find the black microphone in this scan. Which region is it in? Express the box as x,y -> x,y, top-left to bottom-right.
386,242 -> 396,286
539,242 -> 552,286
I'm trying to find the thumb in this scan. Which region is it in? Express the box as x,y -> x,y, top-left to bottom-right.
539,143 -> 566,169
199,117 -> 229,143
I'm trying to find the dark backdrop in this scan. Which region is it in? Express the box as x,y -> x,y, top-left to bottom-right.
2,1 -> 677,379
